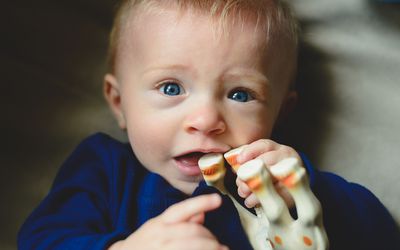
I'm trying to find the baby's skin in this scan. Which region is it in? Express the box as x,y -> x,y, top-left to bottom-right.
109,194 -> 228,250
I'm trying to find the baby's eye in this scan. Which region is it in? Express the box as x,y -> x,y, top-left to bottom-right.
228,89 -> 255,102
159,82 -> 185,96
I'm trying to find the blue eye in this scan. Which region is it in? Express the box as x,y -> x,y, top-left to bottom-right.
159,82 -> 184,96
228,89 -> 254,102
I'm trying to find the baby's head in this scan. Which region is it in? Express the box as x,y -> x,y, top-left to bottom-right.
104,0 -> 299,194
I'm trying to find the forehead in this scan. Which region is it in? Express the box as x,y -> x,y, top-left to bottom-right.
124,1 -> 266,32
115,5 -> 272,71
113,3 -> 296,93
135,5 -> 265,38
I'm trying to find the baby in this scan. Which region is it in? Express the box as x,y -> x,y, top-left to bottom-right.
18,1 -> 399,250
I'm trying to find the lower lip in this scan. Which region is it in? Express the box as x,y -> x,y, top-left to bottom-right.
174,159 -> 202,176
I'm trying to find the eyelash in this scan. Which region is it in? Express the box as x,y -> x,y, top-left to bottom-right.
157,81 -> 185,96
227,87 -> 258,102
156,81 -> 260,102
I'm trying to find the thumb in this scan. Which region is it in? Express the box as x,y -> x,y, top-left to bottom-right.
161,193 -> 222,224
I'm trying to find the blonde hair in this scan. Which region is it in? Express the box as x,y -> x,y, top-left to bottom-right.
107,0 -> 299,75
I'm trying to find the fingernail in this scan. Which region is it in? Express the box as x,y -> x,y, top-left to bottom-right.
237,187 -> 244,198
244,199 -> 251,208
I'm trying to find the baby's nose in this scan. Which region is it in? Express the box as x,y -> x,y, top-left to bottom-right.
183,104 -> 226,136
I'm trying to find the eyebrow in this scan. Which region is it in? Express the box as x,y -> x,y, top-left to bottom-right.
142,64 -> 270,88
222,69 -> 270,87
142,64 -> 190,75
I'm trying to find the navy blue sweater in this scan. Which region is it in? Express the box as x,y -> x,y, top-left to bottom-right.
18,133 -> 399,250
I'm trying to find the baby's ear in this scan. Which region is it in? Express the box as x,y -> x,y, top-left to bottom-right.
277,90 -> 298,124
103,74 -> 126,130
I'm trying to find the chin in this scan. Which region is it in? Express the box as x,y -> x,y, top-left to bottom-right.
174,176 -> 203,194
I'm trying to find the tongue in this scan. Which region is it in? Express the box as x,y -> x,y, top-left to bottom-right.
176,152 -> 205,167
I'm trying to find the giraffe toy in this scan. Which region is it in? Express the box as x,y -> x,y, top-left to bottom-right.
198,149 -> 329,250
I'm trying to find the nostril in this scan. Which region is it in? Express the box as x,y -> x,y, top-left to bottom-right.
208,121 -> 226,135
183,114 -> 226,135
185,126 -> 198,134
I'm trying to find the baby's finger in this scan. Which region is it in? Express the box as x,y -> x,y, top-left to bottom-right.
257,146 -> 300,169
257,151 -> 282,167
162,194 -> 222,224
167,238 -> 229,250
236,178 -> 251,198
165,223 -> 217,241
187,212 -> 205,224
237,139 -> 279,164
243,193 -> 260,208
242,182 -> 295,209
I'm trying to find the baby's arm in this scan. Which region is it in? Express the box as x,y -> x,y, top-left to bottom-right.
17,134 -> 229,250
108,194 -> 228,250
233,139 -> 301,209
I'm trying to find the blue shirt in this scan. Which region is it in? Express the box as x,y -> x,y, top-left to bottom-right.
18,133 -> 399,250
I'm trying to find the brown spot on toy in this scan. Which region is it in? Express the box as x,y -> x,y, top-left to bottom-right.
303,236 -> 313,246
274,235 -> 283,245
201,164 -> 218,176
246,176 -> 262,191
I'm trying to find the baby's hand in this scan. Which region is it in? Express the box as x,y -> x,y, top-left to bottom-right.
108,194 -> 229,250
233,139 -> 301,209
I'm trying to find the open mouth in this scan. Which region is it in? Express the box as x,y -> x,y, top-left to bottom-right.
174,152 -> 206,167
173,152 -> 208,176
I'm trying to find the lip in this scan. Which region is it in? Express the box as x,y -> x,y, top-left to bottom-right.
173,148 -> 229,176
174,148 -> 229,158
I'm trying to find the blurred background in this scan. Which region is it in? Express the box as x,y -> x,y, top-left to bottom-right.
1,0 -> 399,249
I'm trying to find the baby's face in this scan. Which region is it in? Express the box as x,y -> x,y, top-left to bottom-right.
106,7 -> 294,194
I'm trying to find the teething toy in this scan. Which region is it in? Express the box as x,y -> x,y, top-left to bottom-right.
198,151 -> 329,250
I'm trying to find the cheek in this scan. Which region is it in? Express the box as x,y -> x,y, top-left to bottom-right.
121,87 -> 183,152
227,108 -> 274,144
127,120 -> 156,161
125,110 -> 179,163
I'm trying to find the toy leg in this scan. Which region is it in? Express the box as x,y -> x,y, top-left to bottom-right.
270,158 -> 329,250
237,158 -> 329,250
198,153 -> 272,250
